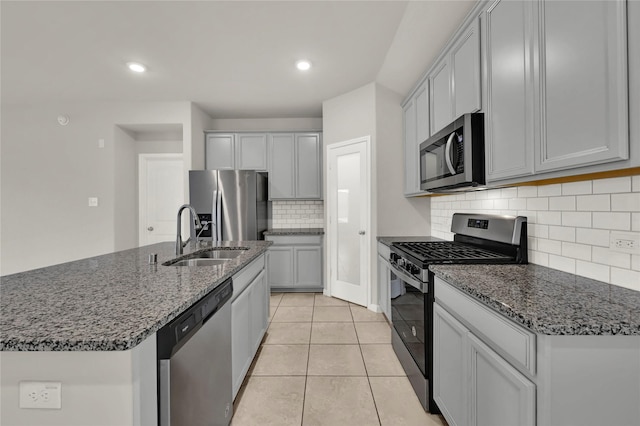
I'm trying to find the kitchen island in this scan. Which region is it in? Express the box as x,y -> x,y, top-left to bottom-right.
0,240 -> 271,425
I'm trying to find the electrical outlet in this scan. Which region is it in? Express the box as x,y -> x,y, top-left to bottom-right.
19,381 -> 61,409
610,231 -> 640,254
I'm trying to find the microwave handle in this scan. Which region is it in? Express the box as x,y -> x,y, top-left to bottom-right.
445,131 -> 457,175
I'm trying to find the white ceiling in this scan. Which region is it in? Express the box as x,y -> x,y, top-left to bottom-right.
1,1 -> 475,119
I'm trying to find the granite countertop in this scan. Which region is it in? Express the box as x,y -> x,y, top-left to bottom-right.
264,228 -> 324,236
377,236 -> 443,246
430,264 -> 640,336
0,241 -> 271,352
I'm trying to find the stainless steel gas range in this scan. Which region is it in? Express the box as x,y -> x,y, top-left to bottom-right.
388,213 -> 528,413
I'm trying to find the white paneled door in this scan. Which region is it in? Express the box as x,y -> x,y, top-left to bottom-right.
327,137 -> 371,307
138,154 -> 184,246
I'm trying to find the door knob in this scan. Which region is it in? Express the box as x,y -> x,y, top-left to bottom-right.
359,230 -> 365,235
147,226 -> 154,231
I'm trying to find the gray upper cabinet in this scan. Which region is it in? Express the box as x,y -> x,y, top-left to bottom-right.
451,18 -> 481,118
205,133 -> 236,170
534,0 -> 628,172
236,133 -> 268,170
485,0 -> 629,183
205,132 -> 267,171
269,132 -> 322,200
485,0 -> 535,181
429,58 -> 453,135
403,83 -> 429,197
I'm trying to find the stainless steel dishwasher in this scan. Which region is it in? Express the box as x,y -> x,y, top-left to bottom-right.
157,278 -> 233,426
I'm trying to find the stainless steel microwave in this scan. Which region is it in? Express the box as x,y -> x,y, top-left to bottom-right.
419,113 -> 485,192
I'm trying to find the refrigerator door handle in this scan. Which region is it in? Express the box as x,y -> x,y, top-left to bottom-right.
213,189 -> 222,243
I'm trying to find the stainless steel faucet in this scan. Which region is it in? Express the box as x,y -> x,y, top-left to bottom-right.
175,204 -> 202,255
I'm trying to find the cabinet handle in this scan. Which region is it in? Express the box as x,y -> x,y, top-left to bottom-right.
359,230 -> 365,235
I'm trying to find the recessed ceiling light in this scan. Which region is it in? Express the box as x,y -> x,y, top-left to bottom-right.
296,60 -> 311,71
127,62 -> 146,73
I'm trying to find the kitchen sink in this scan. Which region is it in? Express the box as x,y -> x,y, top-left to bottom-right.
163,248 -> 247,267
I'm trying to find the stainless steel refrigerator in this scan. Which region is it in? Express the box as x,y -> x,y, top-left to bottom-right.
188,170 -> 269,241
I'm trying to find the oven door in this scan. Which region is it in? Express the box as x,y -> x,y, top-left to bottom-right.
389,264 -> 426,377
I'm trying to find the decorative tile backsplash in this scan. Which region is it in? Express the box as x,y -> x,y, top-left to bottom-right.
272,201 -> 324,228
431,176 -> 640,291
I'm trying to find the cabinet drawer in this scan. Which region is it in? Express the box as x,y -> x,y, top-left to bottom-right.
232,255 -> 265,301
265,235 -> 322,246
435,277 -> 536,375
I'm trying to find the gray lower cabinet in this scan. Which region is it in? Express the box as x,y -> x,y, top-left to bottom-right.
231,256 -> 268,399
268,133 -> 322,200
266,235 -> 323,291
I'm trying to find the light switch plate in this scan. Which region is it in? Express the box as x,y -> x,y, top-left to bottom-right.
19,381 -> 61,409
88,197 -> 99,207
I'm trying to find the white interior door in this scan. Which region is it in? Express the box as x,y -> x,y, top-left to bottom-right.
327,137 -> 371,306
139,154 -> 184,246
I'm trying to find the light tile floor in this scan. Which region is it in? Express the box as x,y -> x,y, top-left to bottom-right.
231,293 -> 448,426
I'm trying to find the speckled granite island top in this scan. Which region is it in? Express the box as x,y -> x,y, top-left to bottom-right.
264,228 -> 324,236
430,264 -> 640,336
0,241 -> 271,351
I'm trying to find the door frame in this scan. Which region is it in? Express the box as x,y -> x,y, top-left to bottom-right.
325,136 -> 372,307
138,153 -> 184,246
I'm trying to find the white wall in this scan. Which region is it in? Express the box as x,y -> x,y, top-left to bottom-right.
375,83 -> 431,236
208,117 -> 322,132
431,176 -> 640,291
0,101 -> 195,275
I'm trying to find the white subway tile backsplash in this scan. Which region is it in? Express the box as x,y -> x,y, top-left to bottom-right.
562,212 -> 591,228
576,194 -> 610,211
518,186 -> 538,198
576,228 -> 610,247
549,254 -> 576,274
611,193 -> 640,212
549,225 -> 575,242
562,181 -> 592,195
592,177 -> 631,194
592,246 -> 631,269
538,184 -> 562,197
537,211 -> 562,225
549,196 -> 576,211
592,212 -> 631,231
561,242 -> 591,261
576,261 -> 609,282
431,176 -> 639,291
610,268 -> 640,291
272,200 -> 324,229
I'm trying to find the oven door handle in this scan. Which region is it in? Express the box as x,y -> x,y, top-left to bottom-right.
389,263 -> 424,292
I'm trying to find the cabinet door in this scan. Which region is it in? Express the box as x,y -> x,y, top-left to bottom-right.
296,133 -> 322,199
485,0 -> 535,181
205,134 -> 235,170
249,270 -> 268,353
434,303 -> 468,426
429,58 -> 453,135
269,134 -> 296,199
266,247 -> 294,288
403,99 -> 418,196
294,246 -> 322,288
452,18 -> 481,118
535,0 -> 628,172
231,286 -> 251,398
236,133 -> 267,171
468,333 -> 535,426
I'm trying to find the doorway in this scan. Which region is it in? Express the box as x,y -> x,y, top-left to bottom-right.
138,153 -> 184,246
326,136 -> 371,307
